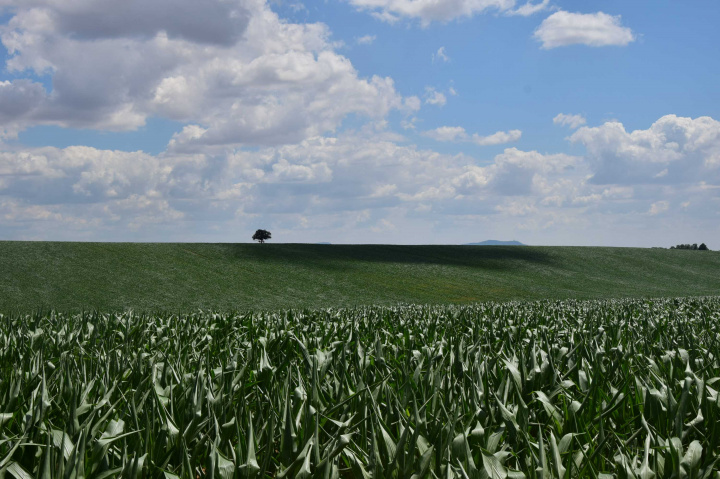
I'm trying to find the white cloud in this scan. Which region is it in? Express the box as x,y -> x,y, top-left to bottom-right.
472,129 -> 523,146
288,3 -> 309,14
2,118 -> 719,244
570,115 -> 720,185
0,3 -> 715,245
423,126 -> 467,142
553,113 -> 586,129
0,129 -> 580,238
355,34 -> 376,45
2,200 -> 63,222
370,184 -> 398,197
400,116 -> 419,130
0,145 -> 206,201
403,96 -> 422,112
0,0 -> 410,146
424,126 -> 522,146
269,159 -> 333,183
424,88 -> 447,106
648,201 -> 669,215
507,0 -> 551,17
107,195 -> 185,229
433,46 -> 450,63
534,11 -> 635,49
495,198 -> 538,216
348,0 -> 547,25
484,147 -> 578,195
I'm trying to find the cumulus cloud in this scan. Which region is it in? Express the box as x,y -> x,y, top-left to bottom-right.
553,113 -> 586,129
570,115 -> 720,185
2,115 -> 719,243
348,0 -> 548,25
534,11 -> 635,49
0,3 -> 715,245
0,127 -> 584,239
269,158 -> 333,183
0,80 -> 46,127
2,0 -> 251,45
0,145 -> 209,203
424,126 -> 522,146
0,0 -> 409,146
483,147 -> 577,195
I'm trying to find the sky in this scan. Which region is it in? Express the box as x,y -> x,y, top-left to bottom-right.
0,0 -> 718,246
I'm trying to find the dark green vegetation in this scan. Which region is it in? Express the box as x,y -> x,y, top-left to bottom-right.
465,241 -> 525,246
2,241 -> 720,312
2,297 -> 720,478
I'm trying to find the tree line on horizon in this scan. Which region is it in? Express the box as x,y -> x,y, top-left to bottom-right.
670,243 -> 709,250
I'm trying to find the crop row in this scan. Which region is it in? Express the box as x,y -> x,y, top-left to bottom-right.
2,297 -> 720,478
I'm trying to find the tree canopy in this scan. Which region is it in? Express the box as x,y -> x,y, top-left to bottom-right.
252,229 -> 271,243
671,243 -> 710,250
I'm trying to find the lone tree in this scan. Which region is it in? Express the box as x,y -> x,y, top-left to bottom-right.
699,243 -> 709,250
252,229 -> 271,244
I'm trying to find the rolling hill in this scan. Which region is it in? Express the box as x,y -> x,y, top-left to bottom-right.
1,241 -> 719,312
466,240 -> 526,246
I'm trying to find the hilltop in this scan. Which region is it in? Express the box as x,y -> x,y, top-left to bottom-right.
466,240 -> 526,246
1,241 -> 718,312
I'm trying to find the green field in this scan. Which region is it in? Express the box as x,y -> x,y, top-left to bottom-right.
4,242 -> 720,477
2,298 -> 720,478
1,241 -> 719,312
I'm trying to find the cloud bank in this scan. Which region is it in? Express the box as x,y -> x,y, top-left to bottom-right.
2,114 -> 717,243
0,1 -> 714,245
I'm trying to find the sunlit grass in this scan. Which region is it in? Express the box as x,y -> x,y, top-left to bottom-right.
1,242 -> 719,312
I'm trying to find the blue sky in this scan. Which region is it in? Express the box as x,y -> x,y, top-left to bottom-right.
0,0 -> 719,246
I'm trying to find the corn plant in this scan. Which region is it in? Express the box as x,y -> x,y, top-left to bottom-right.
2,297 -> 720,478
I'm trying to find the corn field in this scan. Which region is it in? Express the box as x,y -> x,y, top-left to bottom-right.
2,297 -> 720,478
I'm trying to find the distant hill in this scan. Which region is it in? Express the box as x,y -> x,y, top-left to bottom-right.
2,242 -> 719,313
466,240 -> 525,246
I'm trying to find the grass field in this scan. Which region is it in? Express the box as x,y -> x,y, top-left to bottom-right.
1,241 -> 719,312
2,297 -> 720,478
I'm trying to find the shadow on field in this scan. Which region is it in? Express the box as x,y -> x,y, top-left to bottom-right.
222,244 -> 556,271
